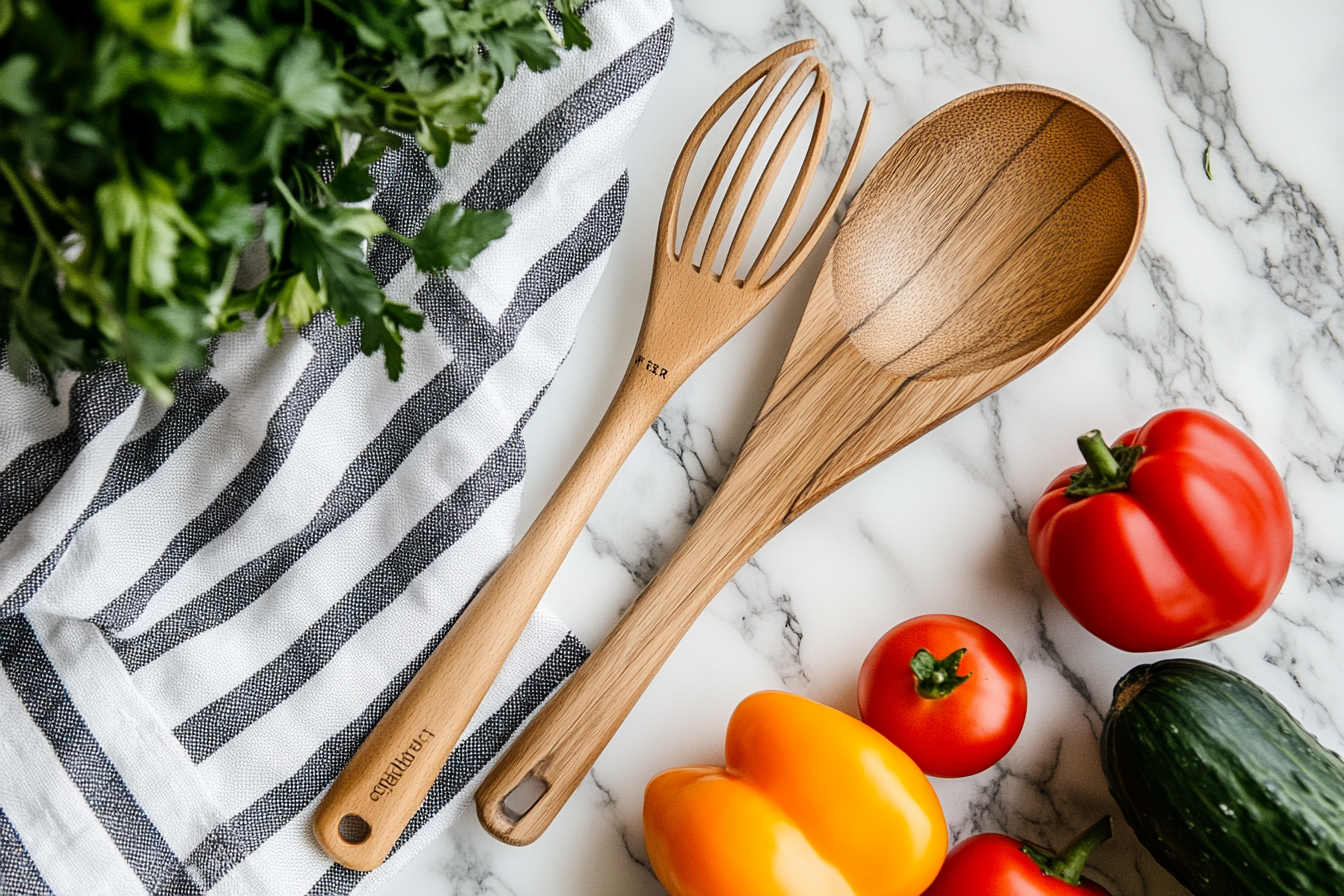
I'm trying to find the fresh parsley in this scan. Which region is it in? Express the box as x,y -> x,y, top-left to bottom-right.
0,0 -> 590,403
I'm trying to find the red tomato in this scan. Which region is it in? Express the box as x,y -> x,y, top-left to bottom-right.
923,820 -> 1114,895
857,614 -> 1026,777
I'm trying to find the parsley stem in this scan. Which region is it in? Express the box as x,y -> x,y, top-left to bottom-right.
212,71 -> 275,107
19,243 -> 42,301
335,70 -> 382,93
314,0 -> 374,44
335,70 -> 419,118
0,158 -> 64,260
204,251 -> 241,326
272,176 -> 311,225
19,166 -> 84,236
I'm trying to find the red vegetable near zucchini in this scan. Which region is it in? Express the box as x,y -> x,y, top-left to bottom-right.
1028,408 -> 1292,652
922,817 -> 1114,895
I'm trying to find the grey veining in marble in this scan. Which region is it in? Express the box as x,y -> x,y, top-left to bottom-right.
382,1 -> 1344,893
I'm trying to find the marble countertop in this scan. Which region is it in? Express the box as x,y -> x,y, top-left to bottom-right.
383,1 -> 1344,893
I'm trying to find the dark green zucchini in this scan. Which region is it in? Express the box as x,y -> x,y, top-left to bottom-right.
1101,658 -> 1344,896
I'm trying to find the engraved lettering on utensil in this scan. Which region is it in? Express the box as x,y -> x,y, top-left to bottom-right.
633,354 -> 669,379
369,728 -> 435,802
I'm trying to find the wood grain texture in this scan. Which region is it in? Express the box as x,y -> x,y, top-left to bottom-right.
312,41 -> 871,871
475,83 -> 1145,846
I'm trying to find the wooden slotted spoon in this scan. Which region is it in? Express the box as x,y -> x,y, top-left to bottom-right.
312,40 -> 872,871
477,83 -> 1146,845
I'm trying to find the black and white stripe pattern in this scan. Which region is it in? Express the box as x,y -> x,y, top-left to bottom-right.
0,2 -> 673,892
0,808 -> 51,896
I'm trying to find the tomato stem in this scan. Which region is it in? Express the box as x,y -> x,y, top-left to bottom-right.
910,648 -> 971,699
1021,816 -> 1112,886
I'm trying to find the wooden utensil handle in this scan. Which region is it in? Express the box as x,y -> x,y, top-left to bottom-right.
313,363 -> 673,870
474,455 -> 782,845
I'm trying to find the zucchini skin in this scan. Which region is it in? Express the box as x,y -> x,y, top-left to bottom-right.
1101,659 -> 1344,896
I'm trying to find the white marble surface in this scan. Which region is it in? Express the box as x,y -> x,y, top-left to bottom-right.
383,1 -> 1344,893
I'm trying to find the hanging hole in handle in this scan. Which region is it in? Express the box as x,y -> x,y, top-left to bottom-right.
338,814 -> 372,844
500,775 -> 550,823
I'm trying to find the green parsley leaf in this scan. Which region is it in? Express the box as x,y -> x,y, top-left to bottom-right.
275,35 -> 345,126
401,203 -> 511,274
479,11 -> 562,81
1,0 -> 591,400
271,269 -> 325,338
328,164 -> 376,202
0,54 -> 38,114
554,1 -> 593,51
99,0 -> 193,53
348,130 -> 401,168
208,16 -> 287,75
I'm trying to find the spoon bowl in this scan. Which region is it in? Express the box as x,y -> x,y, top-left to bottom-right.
835,86 -> 1142,380
476,83 -> 1145,846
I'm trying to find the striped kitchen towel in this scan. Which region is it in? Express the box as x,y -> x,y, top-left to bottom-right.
0,2 -> 673,893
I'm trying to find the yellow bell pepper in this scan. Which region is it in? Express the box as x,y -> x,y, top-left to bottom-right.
643,690 -> 947,896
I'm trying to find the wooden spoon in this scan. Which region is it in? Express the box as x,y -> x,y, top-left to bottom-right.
312,41 -> 872,871
476,83 -> 1146,845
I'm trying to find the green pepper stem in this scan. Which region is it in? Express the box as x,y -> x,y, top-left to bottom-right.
910,648 -> 971,699
1065,430 -> 1143,498
1021,816 -> 1113,885
1077,430 -> 1120,481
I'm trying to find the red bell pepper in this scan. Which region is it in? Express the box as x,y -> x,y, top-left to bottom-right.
922,818 -> 1113,895
1028,408 -> 1292,652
